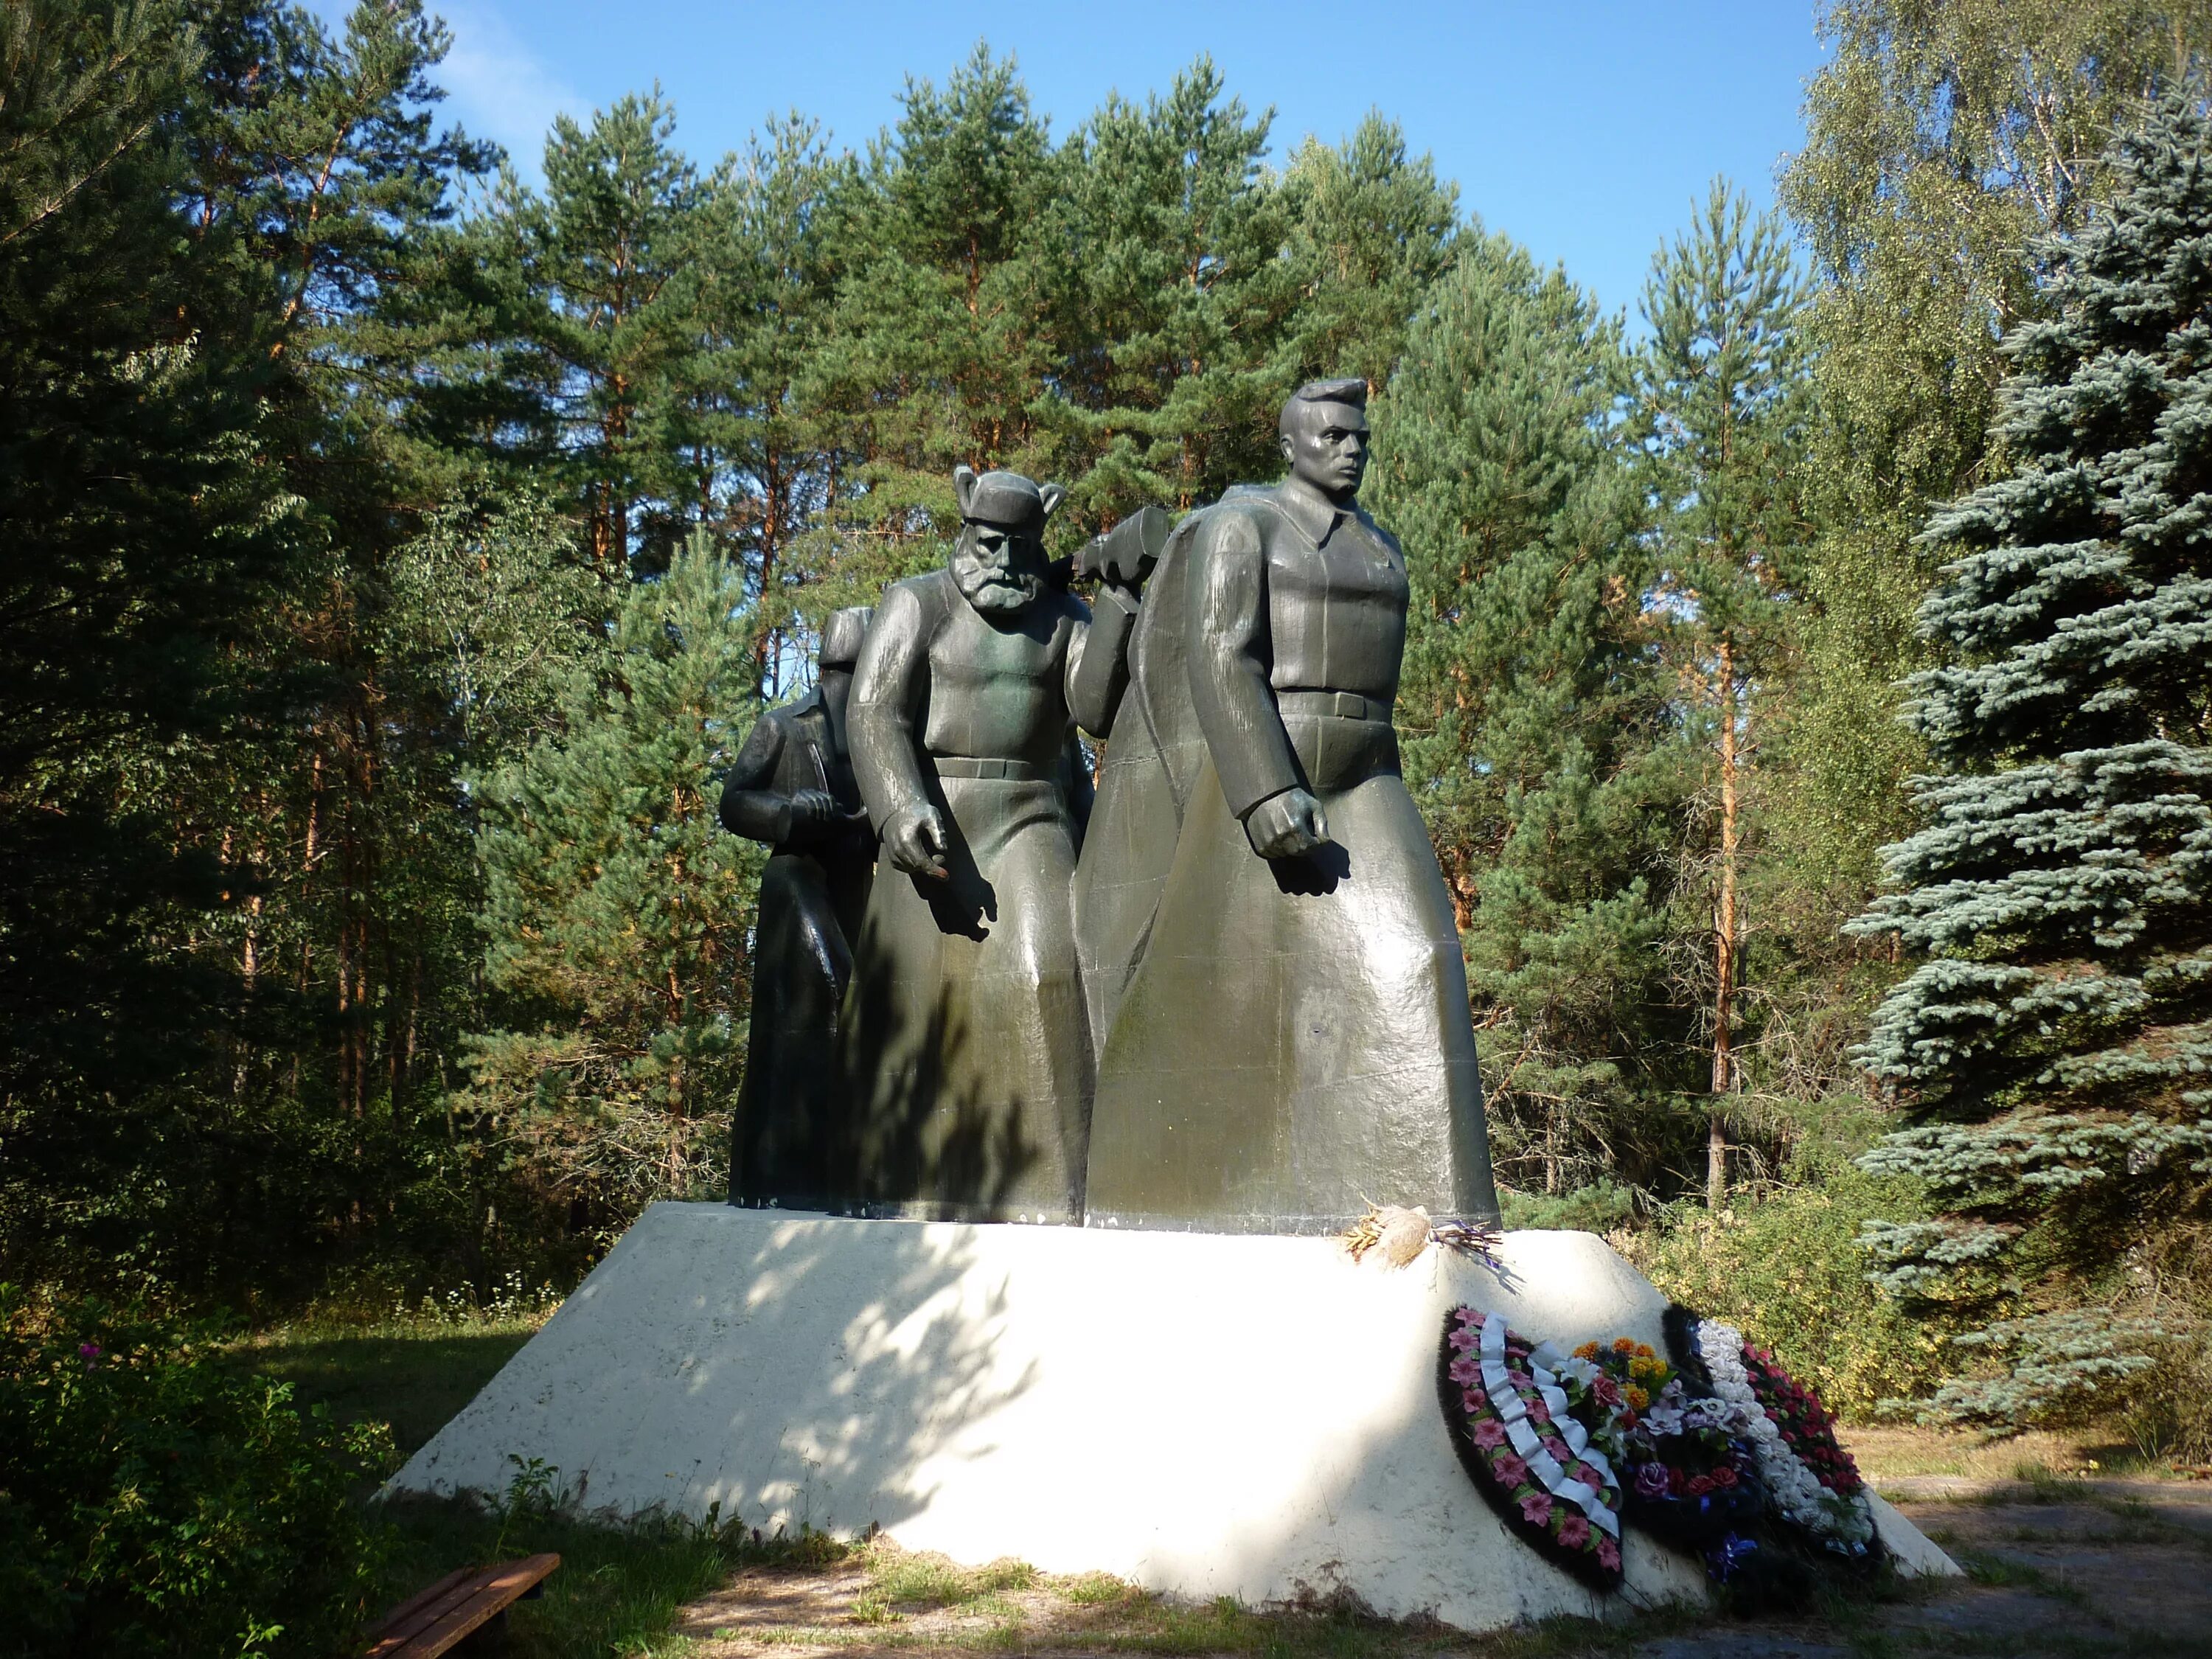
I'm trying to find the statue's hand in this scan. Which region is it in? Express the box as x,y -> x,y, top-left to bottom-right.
786,788 -> 841,830
884,804 -> 950,879
1243,787 -> 1331,859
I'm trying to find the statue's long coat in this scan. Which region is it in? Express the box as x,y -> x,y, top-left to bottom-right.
840,570 -> 1129,1222
1074,481 -> 1502,1231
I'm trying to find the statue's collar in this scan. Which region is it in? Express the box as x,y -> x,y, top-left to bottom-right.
1274,476 -> 1362,549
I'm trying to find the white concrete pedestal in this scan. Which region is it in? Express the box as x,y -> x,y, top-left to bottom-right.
386,1203 -> 1955,1632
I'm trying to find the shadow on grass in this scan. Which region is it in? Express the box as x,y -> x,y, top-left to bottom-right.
222,1326 -> 535,1458
674,1537 -> 1725,1659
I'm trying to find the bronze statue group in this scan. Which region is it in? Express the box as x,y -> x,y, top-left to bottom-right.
720,380 -> 1503,1234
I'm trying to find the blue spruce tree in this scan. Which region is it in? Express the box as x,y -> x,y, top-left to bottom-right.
1848,91 -> 2212,1430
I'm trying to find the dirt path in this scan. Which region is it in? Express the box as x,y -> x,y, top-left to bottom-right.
668,1480 -> 2212,1657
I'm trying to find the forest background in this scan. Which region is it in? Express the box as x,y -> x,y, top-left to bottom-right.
3,0 -> 2208,1450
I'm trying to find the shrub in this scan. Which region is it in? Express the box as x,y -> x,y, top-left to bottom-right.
1625,1169 -> 1963,1419
0,1288 -> 394,1658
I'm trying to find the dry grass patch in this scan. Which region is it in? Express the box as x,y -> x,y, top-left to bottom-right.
1843,1425 -> 2141,1487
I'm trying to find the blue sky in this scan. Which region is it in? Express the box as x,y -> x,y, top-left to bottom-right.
365,0 -> 1828,321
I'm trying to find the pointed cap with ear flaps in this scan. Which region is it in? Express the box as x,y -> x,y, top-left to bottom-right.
953,464 -> 1067,536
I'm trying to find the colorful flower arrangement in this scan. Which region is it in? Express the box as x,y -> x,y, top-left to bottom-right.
1694,1318 -> 1875,1554
1575,1338 -> 1760,1545
1438,1307 -> 1627,1587
1742,1343 -> 1863,1500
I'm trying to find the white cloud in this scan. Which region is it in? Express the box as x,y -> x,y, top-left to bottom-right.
305,0 -> 580,178
427,0 -> 581,178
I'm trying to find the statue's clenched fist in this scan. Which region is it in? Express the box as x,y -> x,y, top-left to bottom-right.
1243,787 -> 1331,859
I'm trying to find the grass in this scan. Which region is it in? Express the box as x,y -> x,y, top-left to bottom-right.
223,1321 -> 536,1457
376,1493 -> 838,1659
692,1541 -> 1703,1658
1841,1425 -> 2161,1485
226,1314 -> 1662,1657
220,1309 -> 867,1658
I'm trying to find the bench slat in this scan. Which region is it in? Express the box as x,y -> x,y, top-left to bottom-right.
365,1567 -> 477,1644
365,1554 -> 560,1658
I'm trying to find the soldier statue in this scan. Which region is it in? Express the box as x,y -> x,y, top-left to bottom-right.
1076,378 -> 1503,1231
839,467 -> 1140,1221
718,607 -> 875,1207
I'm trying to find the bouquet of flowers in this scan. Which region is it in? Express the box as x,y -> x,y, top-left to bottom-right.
1575,1338 -> 1761,1545
1439,1307 -> 1627,1587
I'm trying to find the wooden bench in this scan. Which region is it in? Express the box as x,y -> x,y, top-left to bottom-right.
364,1554 -> 560,1658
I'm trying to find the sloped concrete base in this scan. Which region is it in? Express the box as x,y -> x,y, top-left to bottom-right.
386,1203 -> 1958,1632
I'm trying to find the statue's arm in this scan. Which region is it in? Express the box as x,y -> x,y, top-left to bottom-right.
1185,509 -> 1301,818
717,713 -> 793,844
1065,585 -> 1139,738
847,582 -> 933,830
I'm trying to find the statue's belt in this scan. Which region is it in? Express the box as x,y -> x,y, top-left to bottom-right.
932,755 -> 1055,782
1276,689 -> 1393,723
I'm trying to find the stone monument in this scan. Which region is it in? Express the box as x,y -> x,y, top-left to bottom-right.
1077,378 -> 1503,1232
717,607 -> 875,1207
838,467 -> 1141,1221
385,397 -> 1959,1635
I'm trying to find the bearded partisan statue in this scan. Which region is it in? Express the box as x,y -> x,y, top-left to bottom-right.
838,466 -> 1139,1222
1077,378 -> 1503,1232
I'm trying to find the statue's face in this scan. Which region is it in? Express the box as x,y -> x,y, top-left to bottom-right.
950,518 -> 1047,616
1280,400 -> 1369,501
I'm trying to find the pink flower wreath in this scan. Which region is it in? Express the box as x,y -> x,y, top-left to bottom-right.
1438,1306 -> 1627,1588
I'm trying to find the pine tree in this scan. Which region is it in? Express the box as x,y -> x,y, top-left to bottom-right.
1039,56 -> 1288,523
0,0 -> 295,1280
1276,112 -> 1459,395
1848,90 -> 2212,1427
469,89 -> 709,577
678,116 -> 857,694
462,535 -> 762,1214
804,46 -> 1060,557
1633,181 -> 1812,1208
167,0 -> 504,1271
1371,234 -> 1701,1200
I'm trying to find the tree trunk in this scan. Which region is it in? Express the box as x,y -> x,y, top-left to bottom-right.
1708,639 -> 1739,1213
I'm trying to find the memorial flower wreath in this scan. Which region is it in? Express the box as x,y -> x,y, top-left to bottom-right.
1686,1317 -> 1875,1554
1438,1304 -> 1880,1597
1437,1307 -> 1627,1587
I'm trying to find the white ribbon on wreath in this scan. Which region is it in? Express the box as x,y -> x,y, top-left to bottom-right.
1476,1312 -> 1621,1539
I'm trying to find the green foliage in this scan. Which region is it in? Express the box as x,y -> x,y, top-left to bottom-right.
1497,1180 -> 1638,1236
1633,1164 -> 1958,1418
466,88 -> 707,575
378,1492 -> 799,1659
1847,88 -> 2212,1431
0,1290 -> 393,1658
1777,0 -> 2212,896
0,0 -> 303,1290
1371,232 -> 1703,1195
1632,181 -> 1817,1196
462,535 -> 762,1211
